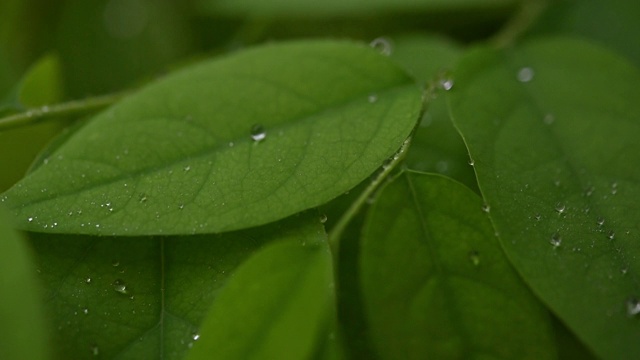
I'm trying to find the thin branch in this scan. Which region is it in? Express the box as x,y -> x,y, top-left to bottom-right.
491,0 -> 548,49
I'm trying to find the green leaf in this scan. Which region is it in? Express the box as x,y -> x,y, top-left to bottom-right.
0,208 -> 50,360
0,53 -> 64,113
361,171 -> 556,359
2,40 -> 422,236
198,0 -> 518,17
388,34 -> 479,192
528,0 -> 640,67
448,37 -> 640,359
28,212 -> 325,359
187,227 -> 333,360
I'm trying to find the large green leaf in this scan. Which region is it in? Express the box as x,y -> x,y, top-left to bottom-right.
28,212 -> 325,359
1,40 -> 422,236
0,208 -> 50,360
361,171 -> 555,359
449,38 -> 640,359
187,226 -> 333,360
198,0 -> 517,17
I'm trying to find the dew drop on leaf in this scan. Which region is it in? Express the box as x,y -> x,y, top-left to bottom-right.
597,217 -> 605,227
517,67 -> 534,82
555,202 -> 566,214
543,113 -> 555,125
481,203 -> 490,213
468,250 -> 480,266
184,165 -> 191,172
319,214 -> 328,224
250,124 -> 266,142
468,157 -> 475,166
83,308 -> 89,315
369,37 -> 392,56
112,260 -> 120,267
192,331 -> 200,341
368,94 -> 378,103
550,233 -> 562,248
607,230 -> 615,240
85,278 -> 92,284
90,344 -> 99,356
113,279 -> 128,294
438,77 -> 454,91
626,297 -> 640,317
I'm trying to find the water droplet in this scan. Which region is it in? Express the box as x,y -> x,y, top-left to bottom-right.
550,233 -> 562,248
555,202 -> 566,214
319,214 -> 328,224
621,267 -> 628,275
543,114 -> 555,125
626,297 -> 640,316
369,37 -> 392,56
113,279 -> 128,294
468,251 -> 480,266
438,77 -> 454,91
607,230 -> 615,240
368,94 -> 378,103
584,186 -> 595,197
596,217 -> 605,227
192,332 -> 200,341
611,182 -> 618,195
534,213 -> 541,221
90,344 -> 99,356
250,124 -> 266,142
468,158 -> 475,166
517,67 -> 534,82
83,308 -> 89,315
178,204 -> 184,210
28,217 -> 33,222
184,165 -> 191,172
112,260 -> 120,267
139,193 -> 148,203
481,203 -> 490,213
228,141 -> 234,147
85,278 -> 92,284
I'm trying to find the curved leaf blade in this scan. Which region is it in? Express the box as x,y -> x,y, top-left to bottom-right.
187,231 -> 333,360
28,212 -> 325,359
2,40 -> 422,235
0,209 -> 50,360
449,38 -> 640,359
361,171 -> 555,359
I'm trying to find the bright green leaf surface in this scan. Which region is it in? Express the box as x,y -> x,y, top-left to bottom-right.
449,38 -> 640,359
2,40 -> 422,236
187,229 -> 333,360
28,213 -> 325,359
361,171 -> 555,359
199,0 -> 517,17
0,209 -> 50,360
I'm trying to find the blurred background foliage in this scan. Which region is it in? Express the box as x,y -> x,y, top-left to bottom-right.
0,0 -> 637,191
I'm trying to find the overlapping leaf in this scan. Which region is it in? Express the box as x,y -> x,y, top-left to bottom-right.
449,38 -> 640,359
360,171 -> 555,359
2,40 -> 422,235
28,213 -> 326,359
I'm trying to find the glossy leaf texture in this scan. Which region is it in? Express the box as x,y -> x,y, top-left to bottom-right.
198,0 -> 517,17
0,209 -> 50,360
449,38 -> 640,359
28,212 -> 326,359
360,171 -> 555,359
1,40 -> 422,235
187,228 -> 333,360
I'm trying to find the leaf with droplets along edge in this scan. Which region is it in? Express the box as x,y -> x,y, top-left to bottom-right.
361,171 -> 555,359
1,40 -> 422,236
448,37 -> 640,359
28,212 -> 327,359
0,208 -> 50,360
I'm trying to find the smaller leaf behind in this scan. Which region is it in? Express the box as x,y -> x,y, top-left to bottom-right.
361,171 -> 556,359
186,230 -> 334,360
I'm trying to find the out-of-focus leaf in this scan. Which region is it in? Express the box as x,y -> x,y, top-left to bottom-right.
186,227 -> 333,360
0,208 -> 50,360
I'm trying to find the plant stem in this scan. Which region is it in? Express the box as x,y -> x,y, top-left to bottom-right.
491,0 -> 548,49
0,92 -> 127,131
